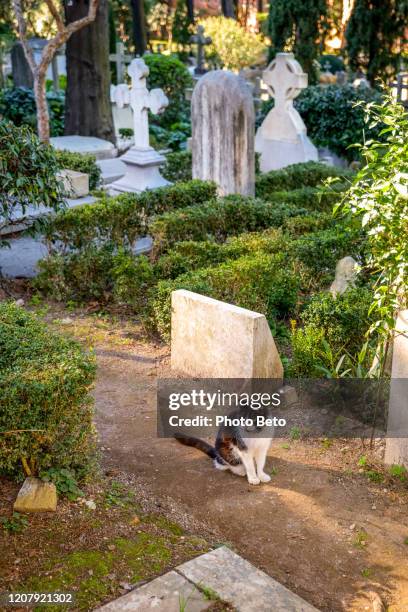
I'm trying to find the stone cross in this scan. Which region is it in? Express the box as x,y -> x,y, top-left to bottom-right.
190,25 -> 212,75
111,58 -> 169,149
109,42 -> 133,84
255,53 -> 318,171
262,53 -> 307,121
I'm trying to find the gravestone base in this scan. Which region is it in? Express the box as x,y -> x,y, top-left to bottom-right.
108,146 -> 170,194
255,133 -> 318,172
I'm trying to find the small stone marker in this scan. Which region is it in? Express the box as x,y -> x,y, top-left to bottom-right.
330,256 -> 359,296
14,477 -> 57,513
109,58 -> 170,194
255,53 -> 318,172
57,169 -> 89,198
192,70 -> 255,196
190,24 -> 212,75
11,41 -> 33,88
171,290 -> 283,378
385,310 -> 408,469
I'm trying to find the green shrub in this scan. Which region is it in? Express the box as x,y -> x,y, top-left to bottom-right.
255,162 -> 352,197
154,228 -> 288,279
292,226 -> 364,276
162,150 -> 192,183
0,119 -> 64,224
0,303 -> 96,480
294,85 -> 384,161
151,253 -> 299,341
150,196 -> 308,257
283,212 -> 333,236
290,287 -> 375,376
54,150 -> 101,191
0,87 -> 65,136
44,180 -> 216,251
34,245 -> 117,302
144,54 -> 193,126
112,251 -> 156,312
200,16 -> 266,71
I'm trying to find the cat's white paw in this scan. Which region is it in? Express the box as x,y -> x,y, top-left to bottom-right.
258,472 -> 271,483
247,476 -> 261,485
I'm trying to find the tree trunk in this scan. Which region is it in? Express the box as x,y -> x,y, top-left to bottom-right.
34,70 -> 50,143
130,0 -> 147,56
64,0 -> 114,142
221,0 -> 236,18
186,0 -> 194,23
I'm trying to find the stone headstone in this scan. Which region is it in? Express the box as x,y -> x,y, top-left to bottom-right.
255,53 -> 318,172
11,42 -> 33,88
385,310 -> 408,469
192,70 -> 255,197
14,477 -> 57,513
109,58 -> 170,194
330,256 -> 359,296
171,290 -> 283,378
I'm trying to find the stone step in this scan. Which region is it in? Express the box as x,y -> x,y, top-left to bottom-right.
96,546 -> 320,612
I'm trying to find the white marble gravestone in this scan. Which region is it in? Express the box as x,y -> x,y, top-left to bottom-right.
255,53 -> 318,172
192,70 -> 255,197
171,290 -> 283,378
109,58 -> 170,194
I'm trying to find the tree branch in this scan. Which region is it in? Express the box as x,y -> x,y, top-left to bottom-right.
44,0 -> 64,32
11,0 -> 37,74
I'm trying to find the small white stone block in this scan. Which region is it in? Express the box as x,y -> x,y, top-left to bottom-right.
330,256 -> 359,296
14,477 -> 57,513
58,169 -> 89,198
171,290 -> 283,378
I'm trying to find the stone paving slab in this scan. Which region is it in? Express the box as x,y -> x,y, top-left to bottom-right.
0,237 -> 48,278
177,546 -> 319,612
97,570 -> 210,611
96,546 -> 319,612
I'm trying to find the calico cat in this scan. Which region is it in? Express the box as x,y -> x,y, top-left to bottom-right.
174,407 -> 273,485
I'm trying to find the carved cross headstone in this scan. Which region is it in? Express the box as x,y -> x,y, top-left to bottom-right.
109,58 -> 171,194
111,58 -> 169,149
109,42 -> 133,84
190,25 -> 212,75
255,53 -> 318,171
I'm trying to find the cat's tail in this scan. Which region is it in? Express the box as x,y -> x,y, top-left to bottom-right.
174,432 -> 217,459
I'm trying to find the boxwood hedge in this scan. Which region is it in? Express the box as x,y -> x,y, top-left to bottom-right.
0,303 -> 96,480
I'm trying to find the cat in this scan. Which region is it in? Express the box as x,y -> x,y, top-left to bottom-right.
174,406 -> 273,486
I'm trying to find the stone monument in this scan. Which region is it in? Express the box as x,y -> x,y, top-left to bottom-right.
255,53 -> 318,172
190,25 -> 212,75
109,58 -> 170,194
192,70 -> 255,197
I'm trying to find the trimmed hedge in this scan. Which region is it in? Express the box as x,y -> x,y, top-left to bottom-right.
44,180 -> 217,250
162,150 -> 192,183
55,150 -> 102,191
151,253 -> 300,341
0,303 -> 96,480
150,196 -> 309,257
255,162 -> 353,199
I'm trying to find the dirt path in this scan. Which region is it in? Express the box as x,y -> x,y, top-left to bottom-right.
56,315 -> 408,612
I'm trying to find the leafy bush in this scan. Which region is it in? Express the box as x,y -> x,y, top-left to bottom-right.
150,196 -> 308,257
290,287 -> 375,376
162,150 -> 192,183
255,162 -> 352,197
154,228 -> 287,279
44,180 -> 216,251
151,253 -> 299,341
200,16 -> 266,71
0,120 -> 64,231
0,303 -> 96,480
144,54 -> 193,126
54,150 -> 101,191
294,85 -> 384,161
0,86 -> 65,136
